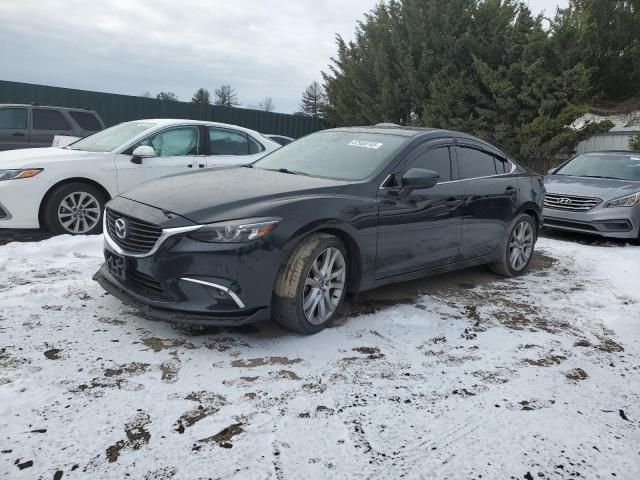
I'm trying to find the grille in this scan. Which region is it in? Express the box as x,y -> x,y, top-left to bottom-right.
105,208 -> 163,254
544,193 -> 601,212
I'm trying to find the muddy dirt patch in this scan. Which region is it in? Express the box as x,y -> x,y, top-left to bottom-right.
231,357 -> 302,368
106,412 -> 151,463
195,423 -> 244,450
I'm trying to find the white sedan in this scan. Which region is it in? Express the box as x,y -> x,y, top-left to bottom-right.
0,119 -> 280,234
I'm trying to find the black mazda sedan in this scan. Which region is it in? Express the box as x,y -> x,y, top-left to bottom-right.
94,126 -> 544,334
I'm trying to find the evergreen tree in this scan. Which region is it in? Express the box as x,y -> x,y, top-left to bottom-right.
191,88 -> 211,105
300,81 -> 328,117
323,0 -> 613,171
554,0 -> 640,102
156,91 -> 178,101
631,133 -> 640,151
214,85 -> 240,107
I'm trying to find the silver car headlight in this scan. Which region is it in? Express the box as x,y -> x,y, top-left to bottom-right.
189,217 -> 281,243
0,169 -> 43,181
604,192 -> 640,208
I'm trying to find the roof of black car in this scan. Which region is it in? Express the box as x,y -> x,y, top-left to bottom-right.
328,125 -> 441,137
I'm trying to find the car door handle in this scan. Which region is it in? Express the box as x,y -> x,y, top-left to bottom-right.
505,186 -> 517,195
187,164 -> 193,168
12,132 -> 26,137
198,163 -> 205,168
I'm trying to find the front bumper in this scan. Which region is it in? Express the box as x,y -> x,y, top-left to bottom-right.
94,265 -> 270,326
94,211 -> 287,326
543,205 -> 640,239
0,176 -> 50,229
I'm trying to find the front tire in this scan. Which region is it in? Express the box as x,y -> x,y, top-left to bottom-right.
490,213 -> 536,277
272,234 -> 348,334
44,182 -> 106,235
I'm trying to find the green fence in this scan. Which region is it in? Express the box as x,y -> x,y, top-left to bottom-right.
0,80 -> 329,138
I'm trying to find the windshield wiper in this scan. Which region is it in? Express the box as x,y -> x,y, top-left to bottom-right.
242,164 -> 254,168
581,175 -> 624,180
264,168 -> 309,176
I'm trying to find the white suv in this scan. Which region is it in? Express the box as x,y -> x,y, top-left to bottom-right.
0,119 -> 280,234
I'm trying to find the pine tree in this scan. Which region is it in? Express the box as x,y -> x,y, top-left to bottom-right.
191,88 -> 211,105
213,85 -> 240,107
300,81 -> 328,117
156,92 -> 178,101
323,0 -> 613,171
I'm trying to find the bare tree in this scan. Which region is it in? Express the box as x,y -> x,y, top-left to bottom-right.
191,88 -> 211,105
213,85 -> 240,107
258,97 -> 276,112
300,81 -> 327,117
156,91 -> 179,101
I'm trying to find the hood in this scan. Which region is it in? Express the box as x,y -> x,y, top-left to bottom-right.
121,167 -> 349,223
544,175 -> 640,201
0,147 -> 97,168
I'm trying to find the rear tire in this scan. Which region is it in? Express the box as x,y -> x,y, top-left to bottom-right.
490,213 -> 536,277
44,182 -> 106,235
272,233 -> 348,334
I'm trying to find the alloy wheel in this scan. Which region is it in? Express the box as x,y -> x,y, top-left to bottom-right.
509,221 -> 534,271
57,192 -> 101,234
302,247 -> 346,325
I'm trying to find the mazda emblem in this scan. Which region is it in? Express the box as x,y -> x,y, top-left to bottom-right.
114,218 -> 128,240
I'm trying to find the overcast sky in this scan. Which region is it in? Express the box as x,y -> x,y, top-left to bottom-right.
0,0 -> 567,113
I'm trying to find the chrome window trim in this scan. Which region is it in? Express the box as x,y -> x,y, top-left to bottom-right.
180,278 -> 246,309
103,214 -> 202,258
378,162 -> 517,189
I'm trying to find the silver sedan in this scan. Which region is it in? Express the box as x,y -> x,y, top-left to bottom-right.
543,151 -> 640,240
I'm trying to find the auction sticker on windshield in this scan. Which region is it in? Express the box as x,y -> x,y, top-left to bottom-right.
348,140 -> 383,149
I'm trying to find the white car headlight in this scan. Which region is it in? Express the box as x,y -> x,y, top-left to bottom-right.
604,192 -> 640,208
0,169 -> 43,181
189,217 -> 281,243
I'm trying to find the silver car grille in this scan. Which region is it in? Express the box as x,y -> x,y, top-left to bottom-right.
105,208 -> 163,254
544,193 -> 602,212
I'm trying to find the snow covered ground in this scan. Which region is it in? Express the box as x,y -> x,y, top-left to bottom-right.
1,234 -> 639,479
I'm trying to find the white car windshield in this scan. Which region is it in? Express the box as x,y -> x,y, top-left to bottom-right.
67,122 -> 156,152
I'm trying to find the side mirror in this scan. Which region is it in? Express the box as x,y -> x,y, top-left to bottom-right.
402,168 -> 440,190
131,145 -> 155,164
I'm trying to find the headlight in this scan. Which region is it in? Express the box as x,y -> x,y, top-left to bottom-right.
0,169 -> 43,181
604,192 -> 640,208
189,217 -> 281,243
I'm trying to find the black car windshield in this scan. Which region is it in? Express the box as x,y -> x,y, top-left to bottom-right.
253,131 -> 407,180
67,122 -> 156,152
555,152 -> 640,181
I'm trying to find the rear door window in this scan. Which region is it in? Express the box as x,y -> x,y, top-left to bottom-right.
457,147 -> 498,179
69,111 -> 102,131
0,108 -> 27,129
33,109 -> 72,131
209,127 -> 250,155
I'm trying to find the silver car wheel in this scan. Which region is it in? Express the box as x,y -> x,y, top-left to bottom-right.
302,247 -> 346,325
57,192 -> 101,234
509,220 -> 534,271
